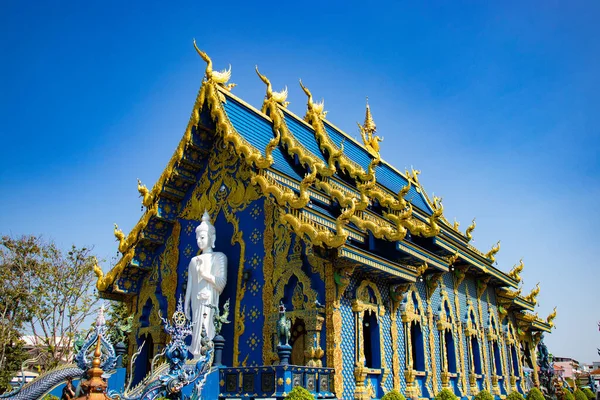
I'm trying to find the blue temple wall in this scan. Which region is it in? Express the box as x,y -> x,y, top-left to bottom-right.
332,270 -> 520,399
340,293 -> 356,399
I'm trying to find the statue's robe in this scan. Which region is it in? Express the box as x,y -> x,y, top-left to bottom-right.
185,251 -> 227,357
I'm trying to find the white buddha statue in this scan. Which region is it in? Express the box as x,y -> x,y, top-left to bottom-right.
184,210 -> 227,357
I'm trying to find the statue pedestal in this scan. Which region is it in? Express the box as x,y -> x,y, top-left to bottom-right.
276,344 -> 292,366
115,342 -> 127,368
213,334 -> 225,367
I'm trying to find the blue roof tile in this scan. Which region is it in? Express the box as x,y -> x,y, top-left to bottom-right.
222,96 -> 302,181
323,121 -> 372,171
283,113 -> 329,166
376,164 -> 432,213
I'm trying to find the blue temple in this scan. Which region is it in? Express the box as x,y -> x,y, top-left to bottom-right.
95,56 -> 553,400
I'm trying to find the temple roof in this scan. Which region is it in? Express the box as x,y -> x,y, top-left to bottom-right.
93,50 -> 552,333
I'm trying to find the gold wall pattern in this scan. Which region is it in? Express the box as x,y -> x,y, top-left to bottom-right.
326,259 -> 343,396
262,204 -> 293,364
160,221 -> 180,317
426,303 -> 438,395
451,277 -> 468,395
390,303 -> 401,391
475,281 -> 491,391
262,200 -> 276,365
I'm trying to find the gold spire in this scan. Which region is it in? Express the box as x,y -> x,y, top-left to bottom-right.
358,97 -> 383,157
77,331 -> 110,399
363,97 -> 376,134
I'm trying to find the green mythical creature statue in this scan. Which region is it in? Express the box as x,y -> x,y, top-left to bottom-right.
276,303 -> 291,346
115,314 -> 135,343
207,299 -> 231,336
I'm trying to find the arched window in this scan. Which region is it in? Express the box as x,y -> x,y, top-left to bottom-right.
465,309 -> 483,375
511,345 -> 519,376
488,314 -> 503,376
411,321 -> 425,371
400,286 -> 428,399
438,296 -> 457,378
443,301 -> 457,373
445,329 -> 457,373
363,309 -> 380,368
493,341 -> 503,375
353,281 -> 384,371
471,336 -> 482,374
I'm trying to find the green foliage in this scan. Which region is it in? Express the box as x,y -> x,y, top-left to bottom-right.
0,337 -> 28,393
474,390 -> 495,400
41,395 -> 59,400
575,389 -> 589,400
285,385 -> 315,399
435,388 -> 458,400
105,300 -> 133,365
563,391 -> 575,400
0,235 -> 99,373
582,388 -> 595,400
507,391 -> 526,400
527,388 -> 545,400
382,389 -> 406,400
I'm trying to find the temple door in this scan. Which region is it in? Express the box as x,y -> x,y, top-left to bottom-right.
291,318 -> 307,366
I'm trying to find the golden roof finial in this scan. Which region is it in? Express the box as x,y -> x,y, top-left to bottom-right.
484,240 -> 501,263
363,97 -> 377,134
193,40 -> 235,90
465,218 -> 476,241
546,306 -> 557,327
358,97 -> 383,158
508,258 -> 524,283
524,282 -> 540,305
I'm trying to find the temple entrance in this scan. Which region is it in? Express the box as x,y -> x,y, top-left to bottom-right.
132,333 -> 154,385
291,318 -> 307,366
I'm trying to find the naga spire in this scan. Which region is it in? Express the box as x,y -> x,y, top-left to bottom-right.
508,258 -> 524,283
358,97 -> 383,158
485,240 -> 501,263
299,80 -> 327,120
465,218 -> 476,241
193,40 -> 236,90
524,282 -> 540,305
546,307 -> 557,328
255,66 -> 289,108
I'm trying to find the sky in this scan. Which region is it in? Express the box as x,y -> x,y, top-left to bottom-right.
1,1 -> 599,363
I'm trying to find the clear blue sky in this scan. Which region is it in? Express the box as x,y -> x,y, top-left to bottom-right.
1,1 -> 599,363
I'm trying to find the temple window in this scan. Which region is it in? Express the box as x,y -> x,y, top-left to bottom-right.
511,345 -> 519,375
438,297 -> 457,378
410,321 -> 425,371
402,290 -> 425,372
363,310 -> 381,369
352,281 -> 385,371
465,309 -> 482,375
493,341 -> 503,375
445,329 -> 457,373
471,336 -> 482,374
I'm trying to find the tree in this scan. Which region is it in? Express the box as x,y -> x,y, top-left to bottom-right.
0,235 -> 99,373
0,337 -> 28,393
0,235 -> 45,388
